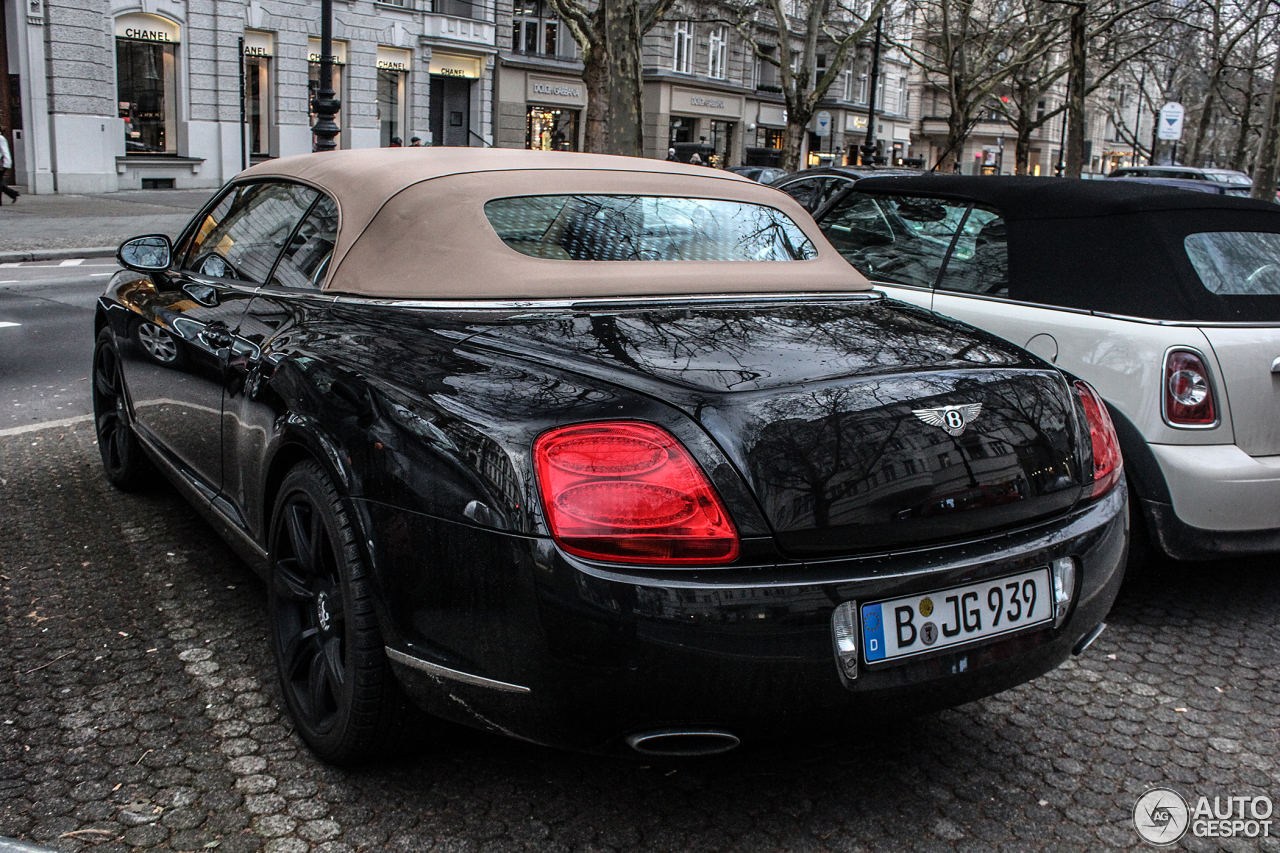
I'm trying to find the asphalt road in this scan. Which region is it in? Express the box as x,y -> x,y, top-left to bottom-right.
0,263 -> 116,430
0,321 -> 1278,853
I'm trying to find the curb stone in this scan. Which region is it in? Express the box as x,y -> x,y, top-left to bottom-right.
0,247 -> 117,263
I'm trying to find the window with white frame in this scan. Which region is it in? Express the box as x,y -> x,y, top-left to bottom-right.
709,27 -> 726,79
754,45 -> 777,88
856,71 -> 868,104
673,21 -> 693,73
898,76 -> 908,114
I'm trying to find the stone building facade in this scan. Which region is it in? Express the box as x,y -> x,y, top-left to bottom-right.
3,0 -> 497,193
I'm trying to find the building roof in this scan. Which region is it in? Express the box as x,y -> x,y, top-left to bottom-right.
240,149 -> 870,300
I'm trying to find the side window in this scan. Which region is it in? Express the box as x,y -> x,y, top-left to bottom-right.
270,195 -> 339,290
778,178 -> 821,212
819,192 -> 967,289
812,178 -> 851,212
936,207 -> 1009,296
180,182 -> 319,284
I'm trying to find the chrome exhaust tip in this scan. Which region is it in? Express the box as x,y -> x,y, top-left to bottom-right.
625,729 -> 741,757
1072,622 -> 1107,656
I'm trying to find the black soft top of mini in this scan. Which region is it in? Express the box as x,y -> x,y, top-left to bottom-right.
849,175 -> 1280,322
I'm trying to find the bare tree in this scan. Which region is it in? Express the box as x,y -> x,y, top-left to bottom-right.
1253,37 -> 1280,200
894,0 -> 1063,171
545,0 -> 679,155
724,0 -> 887,172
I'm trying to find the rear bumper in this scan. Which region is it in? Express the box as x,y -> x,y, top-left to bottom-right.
1147,443 -> 1280,556
373,485 -> 1127,754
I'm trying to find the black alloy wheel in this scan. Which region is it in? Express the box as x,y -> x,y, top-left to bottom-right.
268,460 -> 412,765
92,329 -> 155,490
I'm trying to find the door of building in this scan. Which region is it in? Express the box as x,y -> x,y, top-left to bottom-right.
430,76 -> 471,146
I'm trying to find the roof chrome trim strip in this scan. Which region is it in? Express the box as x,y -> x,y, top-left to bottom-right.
385,647 -> 531,694
329,291 -> 883,310
1090,311 -> 1280,328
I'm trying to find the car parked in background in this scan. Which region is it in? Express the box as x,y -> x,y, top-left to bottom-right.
94,151 -> 1124,764
812,175 -> 1280,567
726,165 -> 788,184
772,165 -> 924,213
1107,165 -> 1252,189
1108,175 -> 1271,201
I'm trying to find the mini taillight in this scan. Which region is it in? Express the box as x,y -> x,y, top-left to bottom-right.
1074,380 -> 1122,499
533,422 -> 739,565
1163,350 -> 1216,426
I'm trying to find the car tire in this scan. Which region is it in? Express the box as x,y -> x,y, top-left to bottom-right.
92,329 -> 157,491
267,460 -> 415,765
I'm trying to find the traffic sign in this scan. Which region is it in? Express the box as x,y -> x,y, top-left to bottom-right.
1157,102 -> 1185,141
814,110 -> 832,137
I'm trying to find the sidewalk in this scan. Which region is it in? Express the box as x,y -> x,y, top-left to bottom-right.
0,188 -> 216,261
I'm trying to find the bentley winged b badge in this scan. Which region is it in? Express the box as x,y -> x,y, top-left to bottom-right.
913,403 -> 984,437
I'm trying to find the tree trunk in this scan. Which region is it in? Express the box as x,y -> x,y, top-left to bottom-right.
1014,124 -> 1033,175
1064,4 -> 1087,177
1230,59 -> 1258,172
935,110 -> 969,172
1252,49 -> 1280,202
1189,69 -> 1220,165
780,120 -> 807,172
604,1 -> 645,156
581,43 -> 609,154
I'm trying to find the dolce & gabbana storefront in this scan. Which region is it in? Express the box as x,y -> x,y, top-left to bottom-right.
495,61 -> 586,151
656,84 -> 745,167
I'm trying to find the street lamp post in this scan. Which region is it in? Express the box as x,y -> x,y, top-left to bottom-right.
311,0 -> 341,152
860,15 -> 883,166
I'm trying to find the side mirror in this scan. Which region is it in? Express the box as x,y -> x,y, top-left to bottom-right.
118,234 -> 172,272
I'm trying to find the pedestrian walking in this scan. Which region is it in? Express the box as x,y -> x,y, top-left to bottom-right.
0,132 -> 18,204
409,136 -> 423,147
389,136 -> 403,148
666,147 -> 678,161
689,152 -> 703,166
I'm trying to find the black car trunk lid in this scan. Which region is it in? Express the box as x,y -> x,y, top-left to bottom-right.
462,298 -> 1087,557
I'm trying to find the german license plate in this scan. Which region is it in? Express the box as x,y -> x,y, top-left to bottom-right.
861,568 -> 1052,664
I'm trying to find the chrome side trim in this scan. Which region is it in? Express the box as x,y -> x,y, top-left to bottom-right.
385,647 -> 531,694
329,291 -> 883,310
1091,312 -> 1280,329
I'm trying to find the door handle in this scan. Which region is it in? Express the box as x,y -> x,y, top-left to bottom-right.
1272,356 -> 1280,374
201,321 -> 234,349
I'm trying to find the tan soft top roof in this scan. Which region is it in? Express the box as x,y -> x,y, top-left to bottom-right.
241,149 -> 870,300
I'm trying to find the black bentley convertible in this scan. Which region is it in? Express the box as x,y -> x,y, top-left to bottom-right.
94,150 -> 1125,763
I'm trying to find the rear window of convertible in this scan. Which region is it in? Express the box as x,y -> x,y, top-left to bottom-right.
484,195 -> 819,261
1184,231 -> 1280,296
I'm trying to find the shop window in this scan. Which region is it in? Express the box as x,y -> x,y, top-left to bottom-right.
527,106 -> 578,151
756,127 -> 784,149
513,0 -> 561,56
669,116 -> 693,145
244,56 -> 271,157
117,38 -> 177,154
709,120 -> 733,167
673,21 -> 692,74
378,70 -> 406,146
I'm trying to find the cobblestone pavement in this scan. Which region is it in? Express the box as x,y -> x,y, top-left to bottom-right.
1,422 -> 1277,853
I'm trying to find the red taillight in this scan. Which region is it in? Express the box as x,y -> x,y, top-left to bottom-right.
533,421 -> 740,565
1074,380 -> 1122,498
1163,349 -> 1217,426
